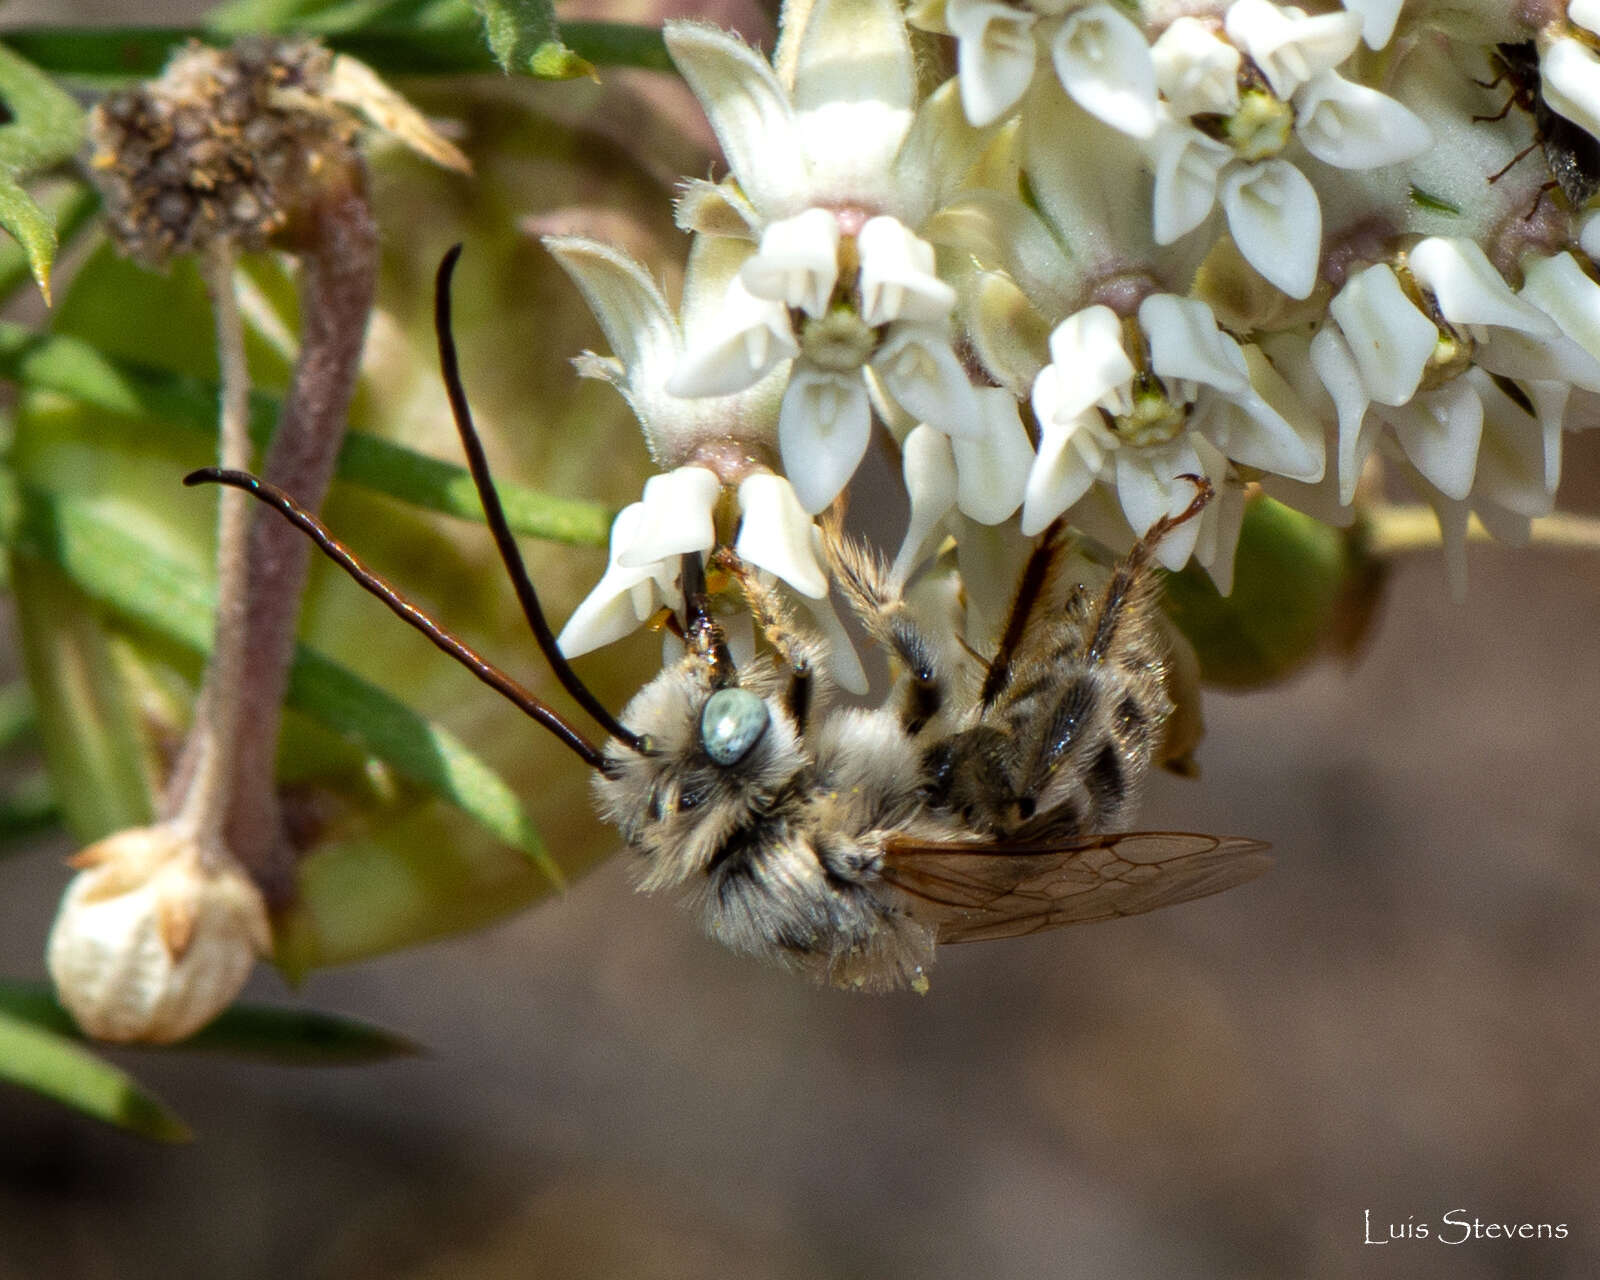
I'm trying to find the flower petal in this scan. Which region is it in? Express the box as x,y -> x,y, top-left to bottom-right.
779,364 -> 873,512
668,276 -> 799,398
741,208 -> 840,317
1146,115 -> 1231,244
1224,0 -> 1362,100
871,325 -> 984,438
1151,17 -> 1241,118
1140,293 -> 1251,397
952,388 -> 1034,523
1293,70 -> 1431,169
735,473 -> 829,597
1218,159 -> 1322,299
857,216 -> 957,326
1406,237 -> 1560,338
1519,252 -> 1600,373
1050,3 -> 1160,139
544,235 -> 681,392
1329,263 -> 1438,406
1383,379 -> 1483,501
616,466 -> 722,567
1112,442 -> 1205,569
1197,345 -> 1325,482
1540,38 -> 1600,141
558,504 -> 678,657
1308,325 -> 1377,504
785,0 -> 918,203
946,0 -> 1038,127
1572,0 -> 1600,36
1020,411 -> 1110,535
1341,0 -> 1404,49
892,425 -> 959,585
665,22 -> 807,217
1039,304 -> 1135,421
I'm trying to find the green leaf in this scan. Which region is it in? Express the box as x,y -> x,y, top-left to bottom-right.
2,481 -> 561,885
0,1009 -> 191,1142
0,44 -> 87,303
3,22 -> 670,80
0,981 -> 420,1063
0,321 -> 612,547
5,553 -> 157,842
0,182 -> 98,305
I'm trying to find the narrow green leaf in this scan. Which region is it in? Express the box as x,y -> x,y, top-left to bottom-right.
475,0 -> 589,80
0,322 -> 611,547
3,22 -> 670,80
0,47 -> 84,174
0,981 -> 420,1063
0,1010 -> 191,1142
6,553 -> 157,842
2,482 -> 561,884
0,182 -> 98,305
0,44 -> 88,303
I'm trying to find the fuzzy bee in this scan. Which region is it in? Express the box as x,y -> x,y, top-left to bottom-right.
192,249 -> 1269,992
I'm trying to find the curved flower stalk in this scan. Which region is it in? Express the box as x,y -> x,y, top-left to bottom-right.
1021,295 -> 1324,577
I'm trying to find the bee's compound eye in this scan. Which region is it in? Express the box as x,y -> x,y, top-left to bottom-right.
700,688 -> 769,766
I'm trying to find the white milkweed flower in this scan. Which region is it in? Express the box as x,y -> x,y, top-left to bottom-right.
1144,0 -> 1430,299
1309,240 -> 1600,507
47,824 -> 271,1044
1021,295 -> 1324,577
545,236 -> 830,656
926,0 -> 1160,136
671,211 -> 982,513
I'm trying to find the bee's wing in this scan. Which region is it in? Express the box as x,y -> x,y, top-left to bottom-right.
878,832 -> 1271,944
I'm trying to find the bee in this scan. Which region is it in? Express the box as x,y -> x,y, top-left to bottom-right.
191,248 -> 1270,992
1475,41 -> 1600,214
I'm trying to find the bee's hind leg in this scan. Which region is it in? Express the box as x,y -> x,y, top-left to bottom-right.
819,513 -> 945,736
1086,476 -> 1212,664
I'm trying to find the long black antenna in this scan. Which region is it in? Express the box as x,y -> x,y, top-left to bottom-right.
184,468 -> 609,771
434,245 -> 644,754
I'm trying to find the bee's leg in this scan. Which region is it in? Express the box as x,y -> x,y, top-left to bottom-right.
1086,477 -> 1212,664
1002,478 -> 1214,838
820,518 -> 944,735
979,520 -> 1066,708
715,550 -> 824,732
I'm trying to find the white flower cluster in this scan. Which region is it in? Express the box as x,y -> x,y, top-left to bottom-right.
551,0 -> 1600,654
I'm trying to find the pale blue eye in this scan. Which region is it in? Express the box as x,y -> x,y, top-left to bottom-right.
700,688 -> 769,766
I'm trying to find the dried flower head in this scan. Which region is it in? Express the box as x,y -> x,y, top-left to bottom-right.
87,37 -> 467,265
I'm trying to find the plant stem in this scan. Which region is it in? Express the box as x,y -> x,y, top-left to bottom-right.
1365,506 -> 1600,557
170,243 -> 254,858
162,170 -> 379,905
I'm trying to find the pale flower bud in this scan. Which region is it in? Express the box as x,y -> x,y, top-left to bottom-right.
46,824 -> 271,1044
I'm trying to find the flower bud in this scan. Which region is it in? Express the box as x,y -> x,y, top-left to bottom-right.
46,824 -> 271,1044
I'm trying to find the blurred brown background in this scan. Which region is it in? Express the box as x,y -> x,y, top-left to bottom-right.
2,1 -> 1599,1277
